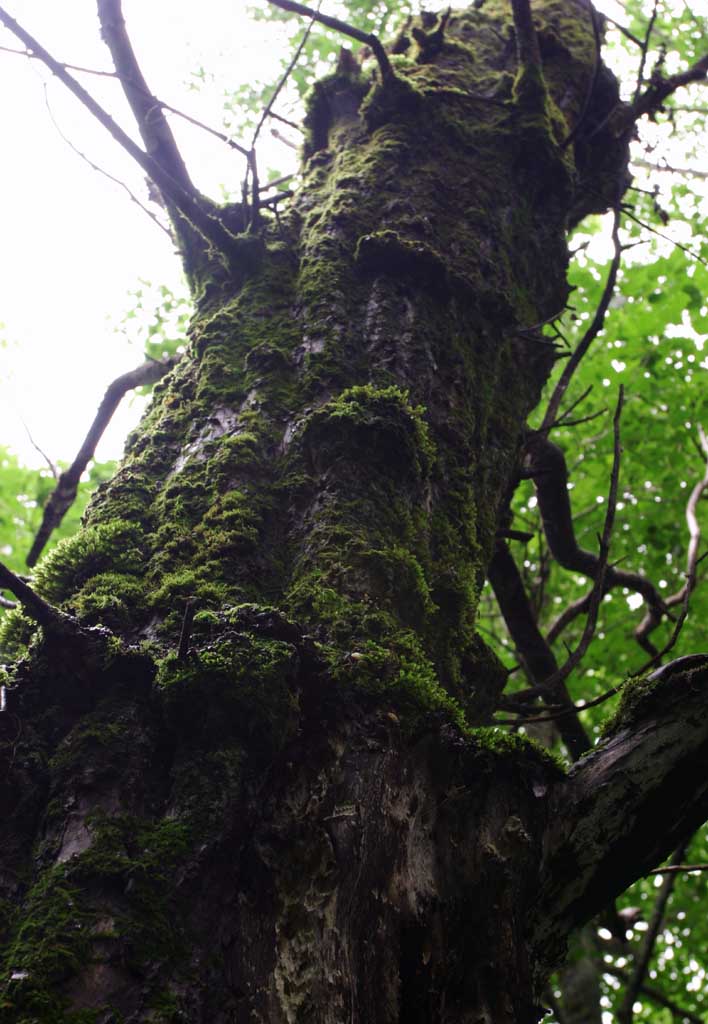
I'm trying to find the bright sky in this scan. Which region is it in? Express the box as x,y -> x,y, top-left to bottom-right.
0,0 -> 291,467
0,0 -> 701,469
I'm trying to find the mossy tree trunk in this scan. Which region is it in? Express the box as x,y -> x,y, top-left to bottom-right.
3,3 -> 708,1022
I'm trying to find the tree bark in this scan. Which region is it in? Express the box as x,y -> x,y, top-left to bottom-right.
2,3 -> 704,1022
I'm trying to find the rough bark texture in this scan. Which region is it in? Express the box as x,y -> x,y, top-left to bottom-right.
2,3 -> 705,1022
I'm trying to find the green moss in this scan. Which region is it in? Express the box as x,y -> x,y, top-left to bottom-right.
0,608 -> 36,662
469,726 -> 567,774
157,633 -> 300,753
32,521 -> 145,606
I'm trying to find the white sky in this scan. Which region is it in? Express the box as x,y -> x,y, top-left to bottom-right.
0,0 -> 290,467
0,0 -> 703,468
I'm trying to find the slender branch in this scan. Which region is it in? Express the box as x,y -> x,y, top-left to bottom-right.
633,157 -> 708,180
0,594 -> 17,610
603,17 -> 643,48
631,52 -> 708,122
541,208 -> 622,432
527,388 -> 624,693
523,425 -> 665,634
632,1 -> 659,107
26,358 -> 176,567
41,82 -> 171,238
266,0 -> 393,81
646,862 -> 708,875
252,2 -> 320,149
0,560 -> 67,629
0,5 -> 236,257
618,838 -> 691,1024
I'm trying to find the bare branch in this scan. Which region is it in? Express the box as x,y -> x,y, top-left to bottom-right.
0,594 -> 17,610
541,208 -> 622,432
266,0 -> 393,81
96,0 -> 191,189
0,5 -> 236,259
631,52 -> 708,122
523,416 -> 666,635
41,82 -> 171,238
632,1 -> 659,107
633,157 -> 708,180
646,862 -> 708,875
26,358 -> 176,568
488,541 -> 591,760
633,426 -> 708,661
253,2 -> 320,149
526,388 -> 624,694
0,560 -> 68,629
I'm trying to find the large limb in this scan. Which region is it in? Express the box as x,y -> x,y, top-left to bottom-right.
96,0 -> 192,191
530,658 -> 708,973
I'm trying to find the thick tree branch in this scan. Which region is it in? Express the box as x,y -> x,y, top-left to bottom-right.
0,5 -> 236,260
531,658 -> 708,971
26,358 -> 176,568
96,0 -> 192,190
0,561 -> 68,629
489,541 -> 591,760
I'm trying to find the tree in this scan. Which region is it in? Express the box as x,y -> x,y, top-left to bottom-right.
0,1 -> 707,1021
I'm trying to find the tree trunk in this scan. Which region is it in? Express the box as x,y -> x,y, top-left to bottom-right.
2,3 -> 708,1022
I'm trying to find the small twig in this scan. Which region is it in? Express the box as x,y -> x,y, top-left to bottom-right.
178,599 -> 195,660
268,109 -> 303,133
0,33 -> 252,159
42,82 -> 171,239
252,2 -> 320,149
646,863 -> 708,875
633,157 -> 708,180
0,5 -> 236,257
21,417 -> 58,479
603,17 -> 644,48
266,0 -> 393,81
258,173 -> 295,193
631,52 -> 708,122
633,1 -> 659,106
536,387 -> 624,693
0,594 -> 17,610
26,358 -> 176,567
541,208 -> 622,432
621,206 -> 707,265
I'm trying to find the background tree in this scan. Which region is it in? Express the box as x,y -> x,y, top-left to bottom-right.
0,1 -> 707,1021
